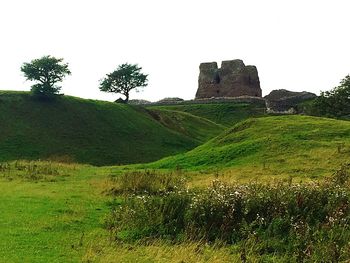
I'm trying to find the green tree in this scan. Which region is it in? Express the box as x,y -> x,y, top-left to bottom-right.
313,75 -> 350,118
21,55 -> 71,99
99,63 -> 148,102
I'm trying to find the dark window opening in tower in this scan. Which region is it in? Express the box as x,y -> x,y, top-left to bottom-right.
214,73 -> 220,84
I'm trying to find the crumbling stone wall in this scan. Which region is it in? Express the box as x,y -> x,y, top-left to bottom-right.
195,59 -> 262,99
264,89 -> 317,113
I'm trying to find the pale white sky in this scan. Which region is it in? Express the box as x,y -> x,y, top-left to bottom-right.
0,0 -> 349,102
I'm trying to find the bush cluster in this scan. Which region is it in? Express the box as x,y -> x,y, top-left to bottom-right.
106,166 -> 350,261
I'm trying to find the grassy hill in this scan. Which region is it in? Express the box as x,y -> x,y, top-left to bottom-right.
0,91 -> 224,165
2,95 -> 350,262
147,102 -> 266,126
148,115 -> 350,178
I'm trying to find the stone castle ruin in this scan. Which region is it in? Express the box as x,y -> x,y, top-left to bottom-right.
195,59 -> 262,99
131,58 -> 316,114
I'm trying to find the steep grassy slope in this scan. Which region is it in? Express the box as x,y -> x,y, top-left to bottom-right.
147,102 -> 266,126
149,115 -> 350,178
145,109 -> 226,142
0,91 -> 224,165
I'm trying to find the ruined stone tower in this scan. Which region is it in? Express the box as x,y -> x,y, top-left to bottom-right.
195,59 -> 262,99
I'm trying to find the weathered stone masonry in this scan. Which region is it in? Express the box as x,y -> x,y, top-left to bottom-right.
195,59 -> 262,99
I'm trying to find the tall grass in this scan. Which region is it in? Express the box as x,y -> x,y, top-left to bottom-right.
108,170 -> 187,195
0,160 -> 74,181
82,239 -> 242,263
106,165 -> 350,261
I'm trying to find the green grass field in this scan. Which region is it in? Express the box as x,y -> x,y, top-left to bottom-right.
0,162 -> 109,262
0,162 -> 247,263
1,93 -> 350,262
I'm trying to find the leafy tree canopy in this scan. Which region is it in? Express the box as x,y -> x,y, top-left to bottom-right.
99,63 -> 148,102
21,55 -> 71,98
313,75 -> 350,118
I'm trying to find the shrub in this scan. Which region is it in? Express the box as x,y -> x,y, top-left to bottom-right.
107,165 -> 350,260
106,192 -> 191,241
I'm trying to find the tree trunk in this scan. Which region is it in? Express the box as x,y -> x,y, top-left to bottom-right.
125,92 -> 129,103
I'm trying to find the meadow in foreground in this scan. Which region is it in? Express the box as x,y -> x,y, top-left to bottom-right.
1,160 -> 350,262
0,161 -> 110,262
101,165 -> 350,262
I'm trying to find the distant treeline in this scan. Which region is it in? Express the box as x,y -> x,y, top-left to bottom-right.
300,75 -> 350,119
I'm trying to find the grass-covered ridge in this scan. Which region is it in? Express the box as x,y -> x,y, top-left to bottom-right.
0,91 -> 224,166
145,108 -> 226,143
149,115 -> 350,178
147,102 -> 266,126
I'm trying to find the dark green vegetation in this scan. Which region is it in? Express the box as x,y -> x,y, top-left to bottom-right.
0,91 -> 223,166
99,63 -> 148,102
21,56 -> 71,99
149,115 -> 350,178
311,75 -> 350,119
147,102 -> 266,126
108,165 -> 350,262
